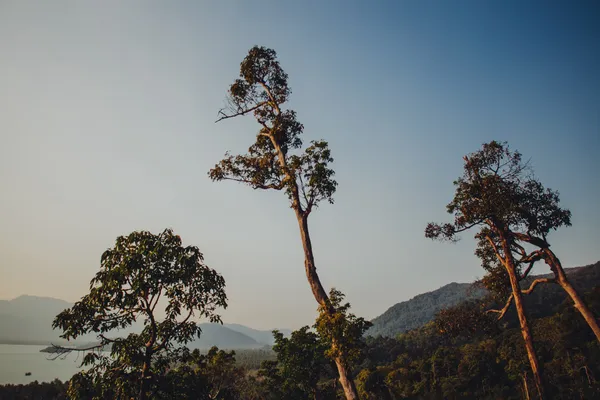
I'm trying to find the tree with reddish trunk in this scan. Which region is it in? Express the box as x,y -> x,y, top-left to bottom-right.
427,141 -> 600,398
426,141 -> 546,398
209,46 -> 366,400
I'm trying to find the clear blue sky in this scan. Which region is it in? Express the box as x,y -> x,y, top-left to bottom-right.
0,0 -> 598,330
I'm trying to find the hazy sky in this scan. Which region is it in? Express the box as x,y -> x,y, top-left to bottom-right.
1,0 -> 599,330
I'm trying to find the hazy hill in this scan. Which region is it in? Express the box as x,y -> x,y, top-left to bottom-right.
0,295 -> 279,349
0,295 -> 80,344
367,261 -> 600,338
192,324 -> 262,349
224,323 -> 292,346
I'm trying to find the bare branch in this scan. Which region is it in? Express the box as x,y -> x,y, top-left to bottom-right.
486,293 -> 513,320
221,177 -> 285,190
485,235 -> 508,269
522,278 -> 555,295
453,219 -> 486,234
215,101 -> 269,123
46,342 -> 106,360
259,82 -> 282,115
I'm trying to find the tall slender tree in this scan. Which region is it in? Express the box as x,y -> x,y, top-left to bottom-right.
209,46 -> 361,399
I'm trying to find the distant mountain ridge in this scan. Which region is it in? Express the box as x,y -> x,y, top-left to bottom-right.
0,295 -> 288,349
366,282 -> 487,338
223,323 -> 292,346
367,261 -> 600,338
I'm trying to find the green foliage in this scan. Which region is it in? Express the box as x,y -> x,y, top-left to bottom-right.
0,379 -> 68,400
52,229 -> 227,399
315,289 -> 372,369
258,326 -> 335,399
355,285 -> 600,399
434,299 -> 498,339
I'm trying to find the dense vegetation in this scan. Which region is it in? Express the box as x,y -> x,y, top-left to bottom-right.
2,269 -> 599,399
368,262 -> 600,338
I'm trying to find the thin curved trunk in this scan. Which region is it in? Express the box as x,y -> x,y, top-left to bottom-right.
266,121 -> 359,400
543,248 -> 600,342
522,373 -> 531,400
296,212 -> 359,400
501,238 -> 545,400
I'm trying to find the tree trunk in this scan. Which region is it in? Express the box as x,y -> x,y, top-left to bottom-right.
139,350 -> 152,400
334,357 -> 359,400
501,238 -> 545,400
542,248 -> 600,342
522,373 -> 531,400
296,212 -> 360,400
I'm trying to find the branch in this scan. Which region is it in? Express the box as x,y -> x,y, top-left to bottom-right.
486,293 -> 513,320
151,287 -> 163,313
511,241 -> 528,259
452,219 -> 485,234
485,235 -> 509,269
215,101 -> 269,123
512,232 -> 548,249
297,172 -> 310,213
99,334 -> 120,344
221,177 -> 284,190
154,308 -> 195,353
522,278 -> 555,295
46,342 -> 107,360
259,82 -> 282,115
520,261 -> 536,280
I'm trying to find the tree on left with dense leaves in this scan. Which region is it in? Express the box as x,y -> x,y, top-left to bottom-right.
52,229 -> 228,400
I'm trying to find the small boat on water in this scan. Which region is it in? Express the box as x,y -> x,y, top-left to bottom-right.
25,372 -> 32,376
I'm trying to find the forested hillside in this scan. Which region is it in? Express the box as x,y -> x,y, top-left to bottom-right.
367,262 -> 600,338
367,282 -> 487,337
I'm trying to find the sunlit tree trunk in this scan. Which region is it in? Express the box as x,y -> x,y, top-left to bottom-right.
500,237 -> 545,400
522,373 -> 531,400
542,248 -> 600,342
296,212 -> 360,400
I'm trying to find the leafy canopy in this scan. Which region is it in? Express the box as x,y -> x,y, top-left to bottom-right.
425,141 -> 571,289
259,327 -> 333,399
315,289 -> 373,369
53,229 -> 227,398
209,46 -> 337,215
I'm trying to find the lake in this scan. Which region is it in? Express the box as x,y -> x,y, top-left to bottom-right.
0,344 -> 86,385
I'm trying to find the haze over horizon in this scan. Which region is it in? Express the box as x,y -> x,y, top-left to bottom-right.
1,1 -> 599,331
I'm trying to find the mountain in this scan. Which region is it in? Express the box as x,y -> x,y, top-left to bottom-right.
0,295 -> 277,349
224,323 -> 291,346
0,295 -> 80,344
367,261 -> 600,338
191,324 -> 262,349
366,282 -> 487,338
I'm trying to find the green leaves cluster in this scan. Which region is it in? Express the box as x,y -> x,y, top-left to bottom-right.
315,289 -> 373,369
259,327 -> 334,399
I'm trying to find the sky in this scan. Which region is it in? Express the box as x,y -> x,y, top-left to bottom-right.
0,0 -> 599,330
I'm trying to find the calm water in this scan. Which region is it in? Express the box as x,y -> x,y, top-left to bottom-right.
0,344 -> 87,385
